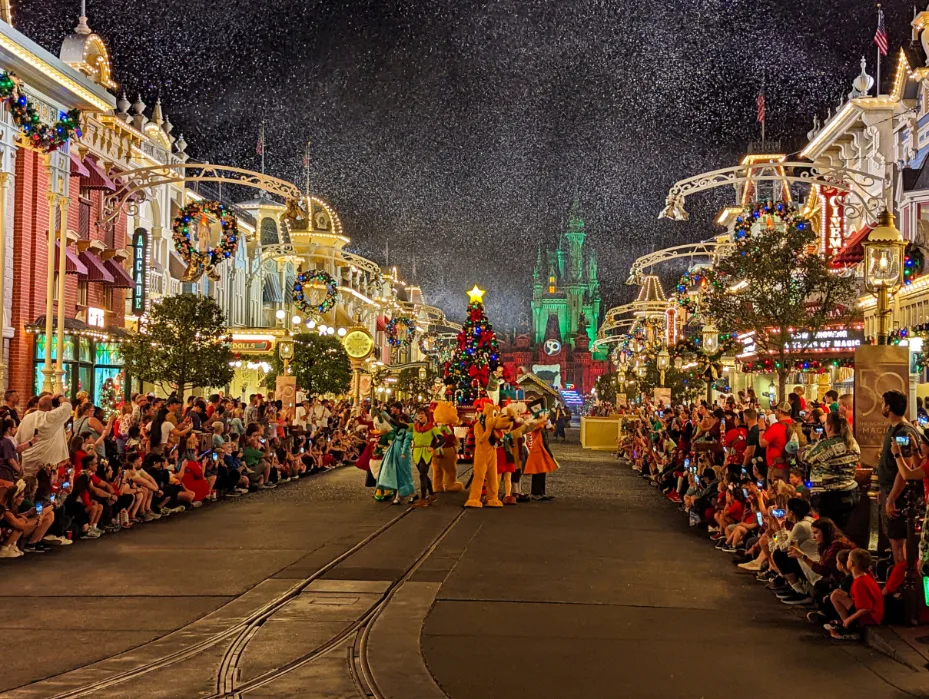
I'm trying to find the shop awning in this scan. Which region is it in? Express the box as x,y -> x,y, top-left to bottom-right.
55,242 -> 88,275
104,259 -> 134,289
69,151 -> 89,178
283,270 -> 295,296
79,250 -> 114,283
29,315 -> 89,332
263,274 -> 283,304
830,224 -> 873,267
82,157 -> 116,191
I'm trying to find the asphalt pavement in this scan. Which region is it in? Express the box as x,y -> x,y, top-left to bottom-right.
1,435 -> 927,698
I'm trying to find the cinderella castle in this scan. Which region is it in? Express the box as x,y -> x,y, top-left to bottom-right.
499,199 -> 609,395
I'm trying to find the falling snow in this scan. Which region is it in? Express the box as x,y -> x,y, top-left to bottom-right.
16,0 -> 912,327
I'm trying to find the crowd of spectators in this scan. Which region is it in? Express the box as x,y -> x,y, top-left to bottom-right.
0,388 -> 366,559
618,386 -> 929,640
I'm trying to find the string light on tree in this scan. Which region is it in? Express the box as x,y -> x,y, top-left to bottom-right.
904,243 -> 924,286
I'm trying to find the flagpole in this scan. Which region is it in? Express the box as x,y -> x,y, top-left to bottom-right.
304,140 -> 311,199
260,121 -> 266,175
876,4 -> 882,96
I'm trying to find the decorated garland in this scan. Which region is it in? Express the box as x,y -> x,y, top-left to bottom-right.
293,269 -> 338,316
739,357 -> 854,374
673,269 -> 719,314
0,70 -> 81,152
386,316 -> 416,348
732,201 -> 809,241
172,201 -> 239,282
905,243 -> 924,286
417,332 -> 439,357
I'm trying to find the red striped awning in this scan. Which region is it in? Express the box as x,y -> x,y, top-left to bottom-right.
104,259 -> 134,289
55,242 -> 88,275
79,250 -> 114,283
82,157 -> 116,191
830,224 -> 873,267
69,151 -> 89,178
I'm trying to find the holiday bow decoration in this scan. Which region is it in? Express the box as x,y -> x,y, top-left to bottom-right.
469,364 -> 490,386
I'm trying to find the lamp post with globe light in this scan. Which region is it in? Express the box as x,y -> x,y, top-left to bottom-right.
862,209 -> 906,346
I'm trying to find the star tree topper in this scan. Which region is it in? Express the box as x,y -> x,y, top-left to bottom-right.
467,285 -> 486,304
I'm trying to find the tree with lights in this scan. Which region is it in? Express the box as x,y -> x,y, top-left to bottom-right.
444,285 -> 501,404
121,294 -> 234,402
263,333 -> 351,396
703,211 -> 859,401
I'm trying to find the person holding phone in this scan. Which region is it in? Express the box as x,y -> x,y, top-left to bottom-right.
877,390 -> 921,564
767,498 -> 820,604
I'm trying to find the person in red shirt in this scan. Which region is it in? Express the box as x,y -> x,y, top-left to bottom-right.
793,386 -> 808,412
760,402 -> 793,481
711,487 -> 744,541
723,412 -> 748,478
827,549 -> 884,639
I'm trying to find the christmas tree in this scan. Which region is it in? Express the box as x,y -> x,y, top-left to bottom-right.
444,285 -> 500,404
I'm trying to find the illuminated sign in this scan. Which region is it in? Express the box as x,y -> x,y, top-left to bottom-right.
665,307 -> 678,346
820,186 -> 847,257
741,328 -> 863,355
87,307 -> 105,327
131,228 -> 147,317
543,339 -> 562,356
230,339 -> 273,353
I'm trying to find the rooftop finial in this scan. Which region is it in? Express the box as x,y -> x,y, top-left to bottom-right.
74,0 -> 91,34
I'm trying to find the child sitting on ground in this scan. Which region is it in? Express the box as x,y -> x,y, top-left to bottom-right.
826,548 -> 884,640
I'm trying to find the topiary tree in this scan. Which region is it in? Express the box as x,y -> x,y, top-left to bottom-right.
703,210 -> 859,400
263,333 -> 351,396
594,372 -> 618,405
121,294 -> 233,401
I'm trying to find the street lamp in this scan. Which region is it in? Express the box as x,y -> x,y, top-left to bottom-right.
862,208 -> 906,346
702,322 -> 719,354
657,347 -> 670,387
674,355 -> 683,370
278,337 -> 294,375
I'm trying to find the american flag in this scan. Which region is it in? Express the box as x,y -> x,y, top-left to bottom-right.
756,89 -> 765,123
874,8 -> 888,56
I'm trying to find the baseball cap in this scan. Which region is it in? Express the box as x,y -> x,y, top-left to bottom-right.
146,392 -> 156,399
775,402 -> 792,414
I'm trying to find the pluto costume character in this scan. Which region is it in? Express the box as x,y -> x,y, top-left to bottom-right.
465,402 -> 514,508
432,402 -> 464,493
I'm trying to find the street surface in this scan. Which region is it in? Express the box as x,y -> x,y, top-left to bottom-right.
0,435 -> 925,698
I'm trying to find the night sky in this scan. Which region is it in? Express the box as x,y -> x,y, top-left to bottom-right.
17,0 -> 915,329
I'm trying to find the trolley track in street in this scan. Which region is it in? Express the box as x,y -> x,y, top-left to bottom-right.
10,464 -> 472,699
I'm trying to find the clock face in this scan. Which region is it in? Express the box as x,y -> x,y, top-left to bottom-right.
343,330 -> 374,359
543,339 -> 562,356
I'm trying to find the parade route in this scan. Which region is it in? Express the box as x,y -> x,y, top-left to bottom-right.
1,437 -> 926,698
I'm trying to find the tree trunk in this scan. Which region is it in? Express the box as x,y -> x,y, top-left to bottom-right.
777,368 -> 787,407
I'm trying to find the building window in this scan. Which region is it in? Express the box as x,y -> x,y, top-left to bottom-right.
52,272 -> 59,302
78,279 -> 88,307
78,191 -> 92,240
548,275 -> 556,294
103,286 -> 113,312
